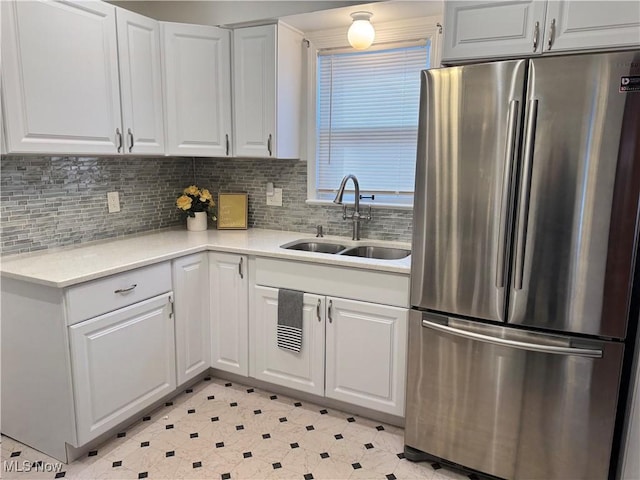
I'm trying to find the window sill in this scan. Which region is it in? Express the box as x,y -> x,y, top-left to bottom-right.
305,199 -> 414,211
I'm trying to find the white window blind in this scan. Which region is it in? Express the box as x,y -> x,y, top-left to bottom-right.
316,44 -> 429,205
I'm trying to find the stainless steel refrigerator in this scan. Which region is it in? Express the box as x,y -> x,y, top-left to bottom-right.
405,51 -> 640,480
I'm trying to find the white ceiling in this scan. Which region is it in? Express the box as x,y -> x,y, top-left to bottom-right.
109,0 -> 443,30
281,1 -> 443,33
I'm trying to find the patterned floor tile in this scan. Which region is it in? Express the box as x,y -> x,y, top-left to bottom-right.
2,378 -> 468,480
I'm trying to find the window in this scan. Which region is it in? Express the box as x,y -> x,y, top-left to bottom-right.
314,43 -> 431,206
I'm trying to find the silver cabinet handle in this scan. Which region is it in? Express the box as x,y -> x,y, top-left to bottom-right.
328,300 -> 333,323
316,299 -> 321,322
267,134 -> 272,156
238,257 -> 244,279
114,284 -> 137,294
547,18 -> 555,50
422,319 -> 602,358
128,128 -> 134,152
532,21 -> 540,52
116,128 -> 123,153
496,100 -> 519,289
225,134 -> 230,156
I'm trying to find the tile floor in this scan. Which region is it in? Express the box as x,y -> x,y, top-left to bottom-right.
1,377 -> 472,480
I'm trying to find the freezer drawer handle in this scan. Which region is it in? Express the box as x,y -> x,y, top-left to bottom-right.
421,319 -> 603,358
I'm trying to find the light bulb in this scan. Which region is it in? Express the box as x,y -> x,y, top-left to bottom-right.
347,12 -> 375,50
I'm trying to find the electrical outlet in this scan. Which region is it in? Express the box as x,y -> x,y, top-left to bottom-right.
107,191 -> 120,213
266,188 -> 283,207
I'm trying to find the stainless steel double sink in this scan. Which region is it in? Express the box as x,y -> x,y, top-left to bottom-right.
281,240 -> 410,260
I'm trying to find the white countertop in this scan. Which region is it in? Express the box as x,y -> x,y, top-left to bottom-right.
0,228 -> 411,288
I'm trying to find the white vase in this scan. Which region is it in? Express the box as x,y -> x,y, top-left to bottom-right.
187,211 -> 208,231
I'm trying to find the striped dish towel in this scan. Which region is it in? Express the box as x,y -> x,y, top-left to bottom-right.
277,288 -> 304,353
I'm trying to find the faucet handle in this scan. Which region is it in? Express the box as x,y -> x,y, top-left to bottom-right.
365,205 -> 372,221
316,225 -> 324,238
342,204 -> 348,220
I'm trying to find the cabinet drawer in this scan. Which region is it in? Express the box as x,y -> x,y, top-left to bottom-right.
65,262 -> 171,325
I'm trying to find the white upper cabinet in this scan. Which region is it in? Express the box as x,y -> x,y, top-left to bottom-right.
442,0 -> 640,63
545,1 -> 640,53
1,1 -> 164,156
1,0 -> 122,155
162,22 -> 232,157
116,8 -> 165,155
233,23 -> 303,159
443,1 -> 547,61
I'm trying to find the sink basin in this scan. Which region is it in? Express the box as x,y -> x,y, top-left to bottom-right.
281,240 -> 347,254
340,245 -> 411,260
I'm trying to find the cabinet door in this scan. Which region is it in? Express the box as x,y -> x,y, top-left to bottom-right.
233,25 -> 276,158
210,252 -> 248,376
1,0 -> 122,154
325,297 -> 408,416
69,293 -> 176,445
162,22 -> 232,157
442,1 -> 547,62
116,8 -> 165,155
253,286 -> 325,396
545,1 -> 640,53
173,254 -> 210,385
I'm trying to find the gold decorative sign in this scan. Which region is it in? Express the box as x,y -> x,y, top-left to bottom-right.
217,193 -> 248,230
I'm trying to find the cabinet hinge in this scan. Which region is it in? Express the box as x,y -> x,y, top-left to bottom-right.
168,295 -> 174,318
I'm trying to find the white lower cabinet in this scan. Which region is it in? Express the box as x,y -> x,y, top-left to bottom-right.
210,252 -> 249,376
325,298 -> 407,415
69,293 -> 176,446
173,253 -> 210,385
254,287 -> 325,396
252,286 -> 408,416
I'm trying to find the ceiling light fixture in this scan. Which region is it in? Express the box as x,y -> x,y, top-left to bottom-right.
347,11 -> 375,50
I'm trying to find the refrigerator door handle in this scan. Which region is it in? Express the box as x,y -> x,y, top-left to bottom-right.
421,319 -> 603,358
496,100 -> 519,289
514,99 -> 538,290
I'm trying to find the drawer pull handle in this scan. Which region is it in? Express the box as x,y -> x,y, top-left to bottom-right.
114,284 -> 137,294
316,299 -> 321,322
238,258 -> 244,279
328,300 -> 333,323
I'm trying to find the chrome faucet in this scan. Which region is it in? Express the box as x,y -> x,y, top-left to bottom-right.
333,174 -> 371,240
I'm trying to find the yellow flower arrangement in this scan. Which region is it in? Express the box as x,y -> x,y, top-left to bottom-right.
176,185 -> 216,219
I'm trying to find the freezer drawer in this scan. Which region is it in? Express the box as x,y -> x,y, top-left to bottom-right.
404,310 -> 624,480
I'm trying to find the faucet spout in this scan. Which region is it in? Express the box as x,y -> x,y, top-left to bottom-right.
333,174 -> 364,240
333,174 -> 360,213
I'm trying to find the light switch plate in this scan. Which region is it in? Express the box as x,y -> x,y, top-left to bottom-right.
107,191 -> 120,213
266,188 -> 283,207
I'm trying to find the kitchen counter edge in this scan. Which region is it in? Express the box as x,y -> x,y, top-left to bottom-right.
0,228 -> 411,288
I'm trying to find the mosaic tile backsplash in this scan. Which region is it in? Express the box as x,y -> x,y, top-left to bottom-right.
0,156 -> 413,256
196,158 -> 413,243
0,156 -> 193,255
